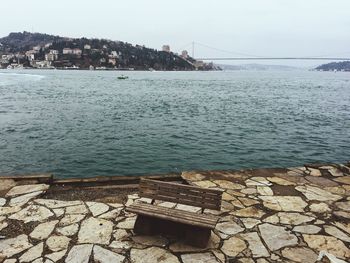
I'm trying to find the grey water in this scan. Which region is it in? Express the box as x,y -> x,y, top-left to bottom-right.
0,69 -> 349,178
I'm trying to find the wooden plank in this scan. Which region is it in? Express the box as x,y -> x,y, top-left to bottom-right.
140,184 -> 222,199
139,191 -> 221,210
140,187 -> 221,203
130,203 -> 218,222
141,179 -> 223,194
140,193 -> 220,210
139,179 -> 222,210
127,204 -> 217,229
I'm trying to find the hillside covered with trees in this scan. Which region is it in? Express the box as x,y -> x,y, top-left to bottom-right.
0,32 -> 209,70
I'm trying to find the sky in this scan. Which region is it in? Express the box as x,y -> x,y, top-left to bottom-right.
1,0 -> 350,67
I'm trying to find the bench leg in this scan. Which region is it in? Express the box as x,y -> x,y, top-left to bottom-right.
184,226 -> 211,248
133,215 -> 155,235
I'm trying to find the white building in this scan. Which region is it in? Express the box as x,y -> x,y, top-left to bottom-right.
84,44 -> 91,50
181,50 -> 189,58
72,48 -> 82,55
63,48 -> 73,54
33,46 -> 41,51
162,45 -> 170,52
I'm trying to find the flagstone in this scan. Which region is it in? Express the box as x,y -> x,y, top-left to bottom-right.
46,249 -> 67,262
30,220 -> 59,240
328,167 -> 343,177
78,217 -> 113,244
9,205 -> 53,223
259,196 -> 307,212
86,202 -> 109,217
53,208 -> 64,217
245,177 -> 272,186
334,211 -> 350,219
192,180 -> 217,188
216,221 -> 244,236
213,180 -> 244,190
130,247 -> 180,263
113,229 -> 129,240
241,218 -> 261,229
307,168 -> 322,177
46,235 -> 70,252
241,232 -> 269,258
0,221 -> 8,231
0,234 -> 32,258
281,247 -> 318,263
65,244 -> 93,263
324,225 -> 350,242
266,177 -> 295,186
292,225 -> 321,234
295,185 -> 342,201
98,208 -> 121,219
181,171 -> 205,181
109,240 -> 133,251
131,235 -> 168,247
93,245 -> 125,263
238,197 -> 259,207
0,179 -> 16,191
305,176 -> 339,187
35,199 -> 83,209
276,212 -> 314,225
231,206 -> 265,218
0,198 -> 5,207
309,202 -> 331,213
56,224 -> 79,237
6,184 -> 49,197
181,252 -> 220,263
257,186 -> 273,196
334,176 -> 350,185
303,234 -> 350,259
19,242 -> 43,263
333,222 -> 350,235
0,206 -> 21,216
59,214 -> 85,226
221,236 -> 247,257
335,201 -> 350,211
65,205 -> 88,214
9,191 -> 44,207
240,188 -> 257,195
116,217 -> 135,229
258,223 -> 298,251
176,204 -> 201,213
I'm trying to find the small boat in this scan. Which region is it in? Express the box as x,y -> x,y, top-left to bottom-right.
117,75 -> 128,80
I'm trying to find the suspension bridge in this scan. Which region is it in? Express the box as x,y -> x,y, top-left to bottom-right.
178,42 -> 350,61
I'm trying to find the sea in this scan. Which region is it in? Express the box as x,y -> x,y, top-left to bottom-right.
0,69 -> 349,178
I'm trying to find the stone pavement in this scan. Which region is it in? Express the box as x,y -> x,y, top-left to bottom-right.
0,163 -> 350,262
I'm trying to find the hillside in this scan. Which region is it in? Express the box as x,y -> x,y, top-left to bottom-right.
0,32 -> 203,71
315,61 -> 350,71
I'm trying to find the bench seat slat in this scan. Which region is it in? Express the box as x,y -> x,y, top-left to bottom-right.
127,203 -> 218,229
140,193 -> 220,210
130,202 -> 219,222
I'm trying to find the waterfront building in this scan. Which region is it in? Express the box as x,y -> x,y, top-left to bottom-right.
63,48 -> 73,54
72,48 -> 82,55
162,45 -> 170,52
181,50 -> 189,58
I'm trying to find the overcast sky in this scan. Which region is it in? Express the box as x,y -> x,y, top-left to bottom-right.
1,0 -> 349,66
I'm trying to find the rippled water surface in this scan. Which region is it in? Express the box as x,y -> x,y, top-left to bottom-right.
0,70 -> 349,178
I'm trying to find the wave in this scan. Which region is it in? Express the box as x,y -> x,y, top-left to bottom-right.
0,72 -> 45,80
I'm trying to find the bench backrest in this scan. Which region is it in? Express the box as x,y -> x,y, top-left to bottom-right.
139,178 -> 222,211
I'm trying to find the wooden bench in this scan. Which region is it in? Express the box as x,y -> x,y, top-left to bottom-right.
126,178 -> 223,247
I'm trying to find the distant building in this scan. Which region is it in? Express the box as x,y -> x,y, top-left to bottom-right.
162,45 -> 170,52
49,50 -> 59,55
33,45 -> 41,51
110,51 -> 118,58
181,50 -> 189,58
72,48 -> 82,55
84,44 -> 91,50
45,43 -> 52,48
45,53 -> 58,61
63,48 -> 73,55
25,50 -> 36,61
108,58 -> 117,65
